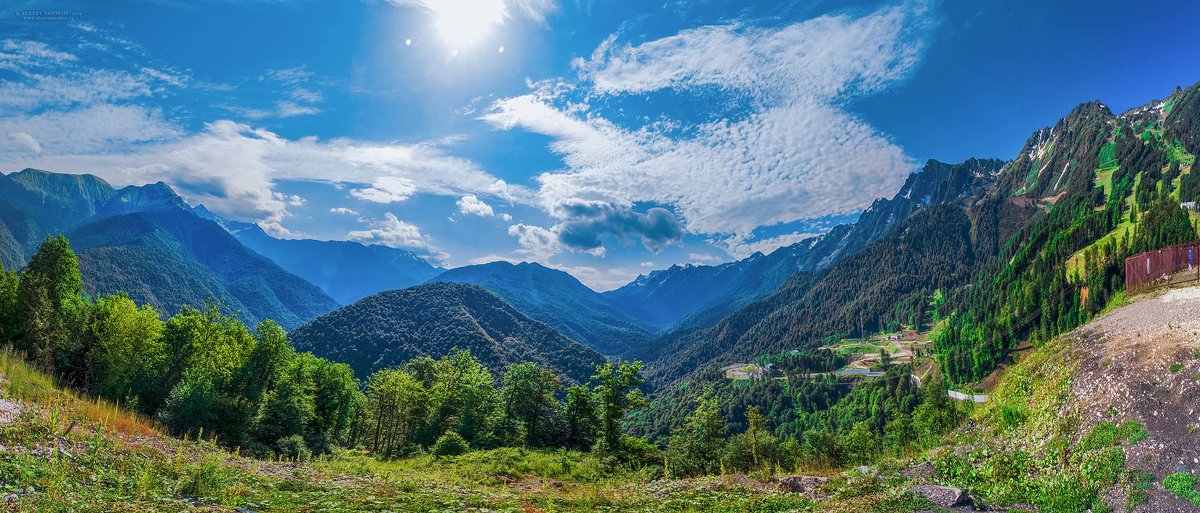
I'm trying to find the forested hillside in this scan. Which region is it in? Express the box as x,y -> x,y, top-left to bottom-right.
429,261 -> 653,355
934,88 -> 1200,382
289,282 -> 607,384
631,83 -> 1200,446
69,210 -> 338,330
638,158 -> 1031,389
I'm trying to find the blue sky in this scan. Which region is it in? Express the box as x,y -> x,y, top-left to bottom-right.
2,0 -> 1199,290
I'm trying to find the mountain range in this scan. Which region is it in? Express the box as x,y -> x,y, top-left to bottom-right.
636,83 -> 1200,392
428,261 -> 653,356
604,157 -> 1008,333
0,169 -> 337,329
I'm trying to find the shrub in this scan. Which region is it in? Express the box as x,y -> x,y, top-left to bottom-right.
179,454 -> 228,498
276,434 -> 312,462
432,431 -> 469,457
1164,472 -> 1200,506
999,403 -> 1026,430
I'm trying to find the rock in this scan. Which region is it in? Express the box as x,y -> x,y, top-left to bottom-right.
910,485 -> 971,508
901,461 -> 936,481
778,475 -> 828,493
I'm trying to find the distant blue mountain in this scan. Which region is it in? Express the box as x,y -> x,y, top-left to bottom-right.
193,207 -> 442,306
428,261 -> 654,356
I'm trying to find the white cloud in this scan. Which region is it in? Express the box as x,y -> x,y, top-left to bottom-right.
1,117 -> 530,233
273,192 -> 305,207
483,4 -> 928,251
348,212 -> 430,250
721,232 -> 821,259
8,131 -> 40,153
688,253 -> 722,264
351,176 -> 418,203
507,223 -> 562,260
329,207 -> 358,215
499,213 -> 512,222
0,104 -> 179,155
456,194 -> 494,216
0,39 -> 186,116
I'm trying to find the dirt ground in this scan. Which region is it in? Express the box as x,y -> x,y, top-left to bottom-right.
1068,287 -> 1200,512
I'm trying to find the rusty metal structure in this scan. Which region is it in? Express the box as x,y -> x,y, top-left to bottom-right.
1124,241 -> 1200,293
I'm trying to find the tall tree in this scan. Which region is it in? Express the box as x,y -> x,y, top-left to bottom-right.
427,349 -> 496,446
665,393 -> 725,477
560,385 -> 598,450
0,266 -> 20,345
86,294 -> 166,411
592,360 -> 647,456
498,362 -> 561,447
17,236 -> 88,374
365,368 -> 428,458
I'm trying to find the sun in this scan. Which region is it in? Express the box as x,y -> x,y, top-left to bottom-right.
424,0 -> 507,49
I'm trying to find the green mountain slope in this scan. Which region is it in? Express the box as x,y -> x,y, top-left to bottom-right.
289,282 -> 607,384
637,157 -> 1030,388
0,168 -> 339,329
68,210 -> 338,329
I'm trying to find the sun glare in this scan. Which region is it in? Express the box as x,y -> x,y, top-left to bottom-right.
426,0 -> 508,49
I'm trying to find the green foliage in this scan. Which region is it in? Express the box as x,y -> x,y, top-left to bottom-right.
592,360 -> 648,458
17,235 -> 88,374
86,294 -> 166,411
179,454 -> 229,498
560,385 -> 599,450
498,362 -> 562,447
364,367 -> 428,458
1164,472 -> 1200,506
275,434 -> 312,462
665,394 -> 726,477
0,265 -> 21,344
432,431 -> 469,457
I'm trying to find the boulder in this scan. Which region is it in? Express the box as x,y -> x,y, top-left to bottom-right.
778,475 -> 828,493
901,461 -> 936,481
910,485 -> 971,508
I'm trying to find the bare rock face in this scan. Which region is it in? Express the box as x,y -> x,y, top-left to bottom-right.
910,485 -> 971,508
778,475 -> 828,494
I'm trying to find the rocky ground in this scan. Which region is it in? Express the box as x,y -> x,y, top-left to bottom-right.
1070,287 -> 1200,512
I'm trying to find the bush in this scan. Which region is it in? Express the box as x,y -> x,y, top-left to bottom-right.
276,434 -> 312,462
179,454 -> 228,498
1164,472 -> 1200,506
432,431 -> 469,457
